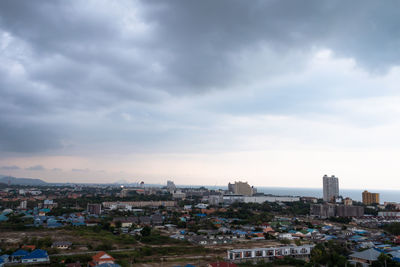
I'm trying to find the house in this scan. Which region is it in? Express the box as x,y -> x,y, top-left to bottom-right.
21,249 -> 50,264
113,217 -> 139,228
52,241 -> 72,249
278,233 -> 295,240
11,249 -> 29,262
349,248 -> 381,266
0,255 -> 9,265
88,251 -> 116,267
188,235 -> 208,245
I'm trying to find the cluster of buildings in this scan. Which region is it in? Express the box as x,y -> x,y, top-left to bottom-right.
314,175 -> 383,219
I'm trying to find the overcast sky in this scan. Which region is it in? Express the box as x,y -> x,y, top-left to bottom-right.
1,0 -> 400,189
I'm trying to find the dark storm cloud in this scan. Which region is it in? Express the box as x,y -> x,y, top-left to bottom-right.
0,0 -> 400,154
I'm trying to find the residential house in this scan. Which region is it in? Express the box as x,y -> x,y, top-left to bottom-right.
52,241 -> 72,250
88,251 -> 117,267
21,249 -> 50,264
348,248 -> 381,266
11,249 -> 29,262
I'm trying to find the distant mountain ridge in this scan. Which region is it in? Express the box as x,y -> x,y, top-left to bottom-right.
0,175 -> 48,186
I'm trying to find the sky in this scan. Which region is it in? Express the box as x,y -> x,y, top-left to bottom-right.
1,1 -> 400,189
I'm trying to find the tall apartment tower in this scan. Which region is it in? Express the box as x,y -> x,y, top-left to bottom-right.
362,190 -> 380,205
323,175 -> 339,202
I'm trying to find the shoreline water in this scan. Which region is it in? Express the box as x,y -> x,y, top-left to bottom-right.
179,185 -> 399,203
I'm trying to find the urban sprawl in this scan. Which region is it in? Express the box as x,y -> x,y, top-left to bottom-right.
0,176 -> 400,266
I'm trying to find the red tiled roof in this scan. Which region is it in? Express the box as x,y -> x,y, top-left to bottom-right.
92,251 -> 115,262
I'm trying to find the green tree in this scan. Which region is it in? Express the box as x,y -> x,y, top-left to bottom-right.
140,226 -> 151,237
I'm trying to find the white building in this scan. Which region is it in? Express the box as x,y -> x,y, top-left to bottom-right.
172,190 -> 186,199
227,245 -> 314,261
223,195 -> 299,204
19,200 -> 27,209
323,175 -> 339,202
243,196 -> 300,203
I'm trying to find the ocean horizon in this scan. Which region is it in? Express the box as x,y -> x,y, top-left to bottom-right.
178,185 -> 399,203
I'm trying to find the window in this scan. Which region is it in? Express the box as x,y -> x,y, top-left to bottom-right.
255,251 -> 263,257
244,251 -> 252,258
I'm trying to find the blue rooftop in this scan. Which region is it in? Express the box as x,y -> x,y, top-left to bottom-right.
21,249 -> 48,260
12,249 -> 29,257
0,215 -> 8,222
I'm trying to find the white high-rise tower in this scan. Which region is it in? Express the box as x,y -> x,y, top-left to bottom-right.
323,175 -> 339,202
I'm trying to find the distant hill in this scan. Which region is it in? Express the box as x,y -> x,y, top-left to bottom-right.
0,176 -> 48,186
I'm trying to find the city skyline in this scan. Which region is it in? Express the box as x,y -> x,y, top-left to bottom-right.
2,1 -> 400,189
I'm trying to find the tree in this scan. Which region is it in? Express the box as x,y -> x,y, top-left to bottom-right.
141,226 -> 151,237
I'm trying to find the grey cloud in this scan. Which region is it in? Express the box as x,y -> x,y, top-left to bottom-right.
0,0 -> 400,154
25,165 -> 46,171
0,115 -> 63,153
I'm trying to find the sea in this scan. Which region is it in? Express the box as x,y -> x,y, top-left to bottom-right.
181,185 -> 400,203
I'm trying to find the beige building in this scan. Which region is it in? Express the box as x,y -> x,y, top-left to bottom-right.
362,190 -> 380,205
228,181 -> 255,196
344,197 -> 353,206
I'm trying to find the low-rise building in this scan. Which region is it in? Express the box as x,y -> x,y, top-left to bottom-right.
21,249 -> 49,264
52,241 -> 72,250
311,204 -> 364,218
227,245 -> 314,261
88,251 -> 118,267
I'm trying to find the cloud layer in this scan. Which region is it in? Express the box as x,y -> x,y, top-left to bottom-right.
1,1 -> 400,188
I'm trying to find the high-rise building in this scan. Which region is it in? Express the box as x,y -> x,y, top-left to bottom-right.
228,181 -> 255,196
323,175 -> 339,202
362,190 -> 380,205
